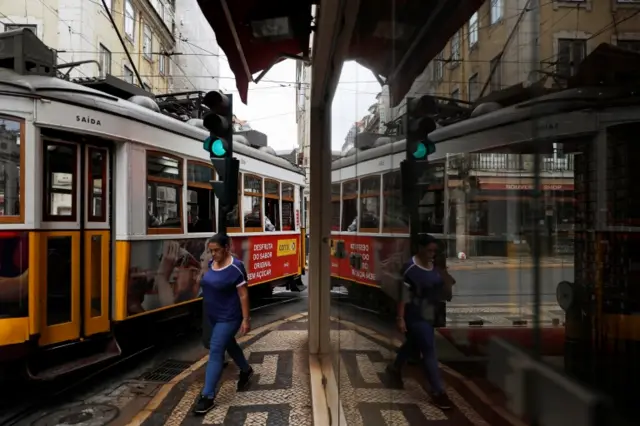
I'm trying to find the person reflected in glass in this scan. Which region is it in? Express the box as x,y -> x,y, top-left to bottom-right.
194,233 -> 254,415
386,234 -> 453,410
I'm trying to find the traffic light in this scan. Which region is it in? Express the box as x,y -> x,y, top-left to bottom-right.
202,91 -> 239,232
405,96 -> 437,163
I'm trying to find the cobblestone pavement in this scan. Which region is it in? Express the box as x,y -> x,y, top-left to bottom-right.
329,318 -> 518,426
137,314 -> 518,425
140,315 -> 313,426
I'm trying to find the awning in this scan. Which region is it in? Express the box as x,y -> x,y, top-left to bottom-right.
196,0 -> 314,104
197,0 -> 483,106
348,0 -> 484,106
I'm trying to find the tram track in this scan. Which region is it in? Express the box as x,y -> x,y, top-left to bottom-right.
0,291 -> 306,426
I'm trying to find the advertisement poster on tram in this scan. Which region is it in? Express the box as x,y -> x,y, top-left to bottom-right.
127,235 -> 300,316
330,235 -> 410,287
0,232 -> 29,318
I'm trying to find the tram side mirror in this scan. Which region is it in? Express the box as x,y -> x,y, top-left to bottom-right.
349,253 -> 362,270
335,240 -> 347,259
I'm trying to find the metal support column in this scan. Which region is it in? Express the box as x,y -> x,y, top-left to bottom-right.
308,105 -> 332,356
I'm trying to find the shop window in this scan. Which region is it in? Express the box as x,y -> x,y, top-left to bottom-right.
359,176 -> 380,232
0,115 -> 24,223
382,171 -> 409,233
341,180 -> 358,232
243,174 -> 263,232
282,183 -> 295,230
264,179 -> 280,231
43,141 -> 77,221
331,183 -> 341,231
186,161 -> 215,233
147,151 -> 183,233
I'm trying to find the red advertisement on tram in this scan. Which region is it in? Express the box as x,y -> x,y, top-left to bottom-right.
330,234 -> 410,287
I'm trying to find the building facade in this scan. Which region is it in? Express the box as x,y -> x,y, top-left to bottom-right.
1,0 -> 218,94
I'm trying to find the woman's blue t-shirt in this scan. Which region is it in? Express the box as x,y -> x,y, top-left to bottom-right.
401,257 -> 444,322
201,256 -> 248,322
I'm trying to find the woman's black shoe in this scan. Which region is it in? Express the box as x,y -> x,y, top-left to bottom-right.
237,366 -> 254,391
193,395 -> 215,414
431,392 -> 453,410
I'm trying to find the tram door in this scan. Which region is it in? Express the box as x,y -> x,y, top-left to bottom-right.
38,140 -> 111,347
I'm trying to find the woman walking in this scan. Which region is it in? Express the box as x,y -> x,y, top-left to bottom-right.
386,234 -> 453,410
194,233 -> 254,415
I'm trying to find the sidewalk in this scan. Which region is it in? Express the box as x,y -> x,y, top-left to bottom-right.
127,313 -> 524,425
447,255 -> 573,270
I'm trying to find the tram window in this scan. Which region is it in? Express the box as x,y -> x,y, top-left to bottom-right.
146,152 -> 182,233
0,116 -> 24,222
417,189 -> 444,234
359,176 -> 380,232
264,179 -> 281,231
87,148 -> 107,222
243,174 -> 263,232
186,161 -> 215,234
331,184 -> 340,231
43,142 -> 77,221
282,183 -> 295,231
341,180 -> 358,232
382,171 -> 409,233
226,172 -> 241,231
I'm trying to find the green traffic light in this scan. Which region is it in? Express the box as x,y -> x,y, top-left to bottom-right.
204,136 -> 227,157
412,141 -> 435,160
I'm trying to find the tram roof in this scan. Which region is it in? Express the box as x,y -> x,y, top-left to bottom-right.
0,68 -> 304,175
331,85 -> 640,171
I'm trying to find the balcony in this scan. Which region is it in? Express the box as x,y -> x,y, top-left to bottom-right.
469,153 -> 574,172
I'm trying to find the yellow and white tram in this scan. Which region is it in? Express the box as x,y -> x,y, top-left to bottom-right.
0,68 -> 306,379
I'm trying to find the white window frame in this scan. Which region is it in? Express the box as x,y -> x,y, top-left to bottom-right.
158,52 -> 166,75
124,0 -> 136,41
99,44 -> 112,76
450,31 -> 461,64
491,0 -> 503,25
432,51 -> 444,81
123,65 -> 134,84
553,31 -> 590,78
143,24 -> 153,60
469,12 -> 478,48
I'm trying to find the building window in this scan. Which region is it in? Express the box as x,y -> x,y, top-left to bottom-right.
99,44 -> 111,76
4,24 -> 37,35
282,183 -> 295,230
491,0 -> 503,24
432,51 -> 444,81
469,12 -> 478,47
123,65 -> 134,84
450,31 -> 461,63
382,171 -> 409,233
557,38 -> 586,77
146,152 -> 182,232
264,179 -> 281,231
243,174 -> 263,232
124,0 -> 136,41
341,180 -> 358,232
490,55 -> 502,92
359,176 -> 380,232
0,115 -> 24,222
186,161 -> 215,233
617,39 -> 640,53
331,184 -> 341,231
468,73 -> 480,102
159,53 -> 166,75
143,24 -> 152,59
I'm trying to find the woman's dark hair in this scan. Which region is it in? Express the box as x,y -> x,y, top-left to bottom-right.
416,233 -> 437,247
209,233 -> 231,248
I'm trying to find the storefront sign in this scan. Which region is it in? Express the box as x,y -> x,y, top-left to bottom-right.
482,183 -> 574,191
